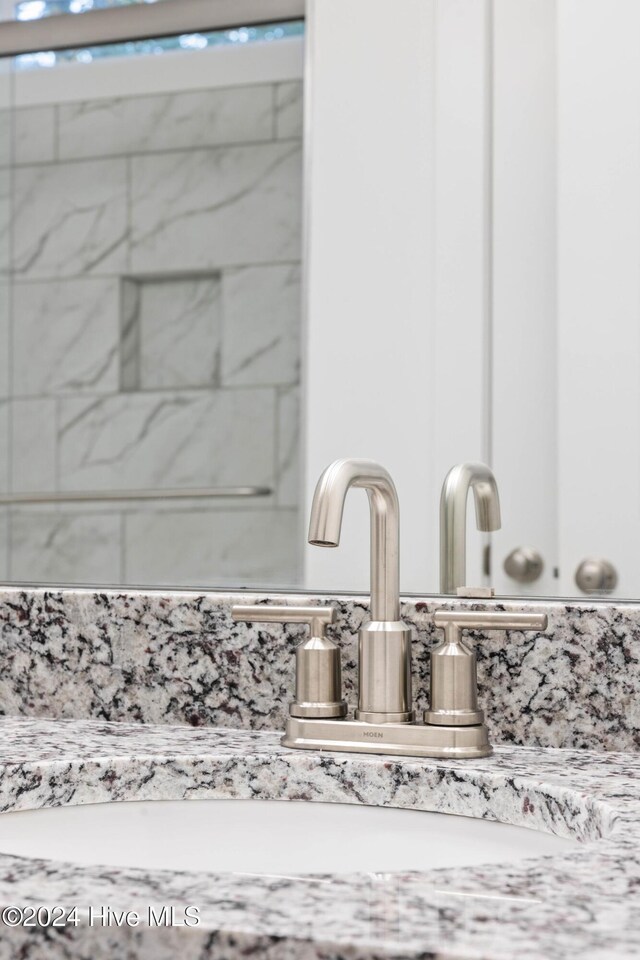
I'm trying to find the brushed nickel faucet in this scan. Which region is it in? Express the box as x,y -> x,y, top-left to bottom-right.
232,458 -> 547,760
307,458 -> 412,723
440,462 -> 501,594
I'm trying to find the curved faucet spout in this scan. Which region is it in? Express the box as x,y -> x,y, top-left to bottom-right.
308,458 -> 400,622
440,462 -> 501,595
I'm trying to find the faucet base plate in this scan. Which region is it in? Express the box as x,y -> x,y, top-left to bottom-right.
282,716 -> 492,760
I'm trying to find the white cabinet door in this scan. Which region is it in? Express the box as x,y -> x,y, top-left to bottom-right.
494,0 -> 640,601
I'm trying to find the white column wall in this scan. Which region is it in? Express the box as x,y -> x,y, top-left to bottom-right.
491,0 -> 558,597
302,0 -> 489,595
432,0 -> 491,590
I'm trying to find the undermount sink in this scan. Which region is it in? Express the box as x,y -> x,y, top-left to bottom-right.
0,799 -> 577,874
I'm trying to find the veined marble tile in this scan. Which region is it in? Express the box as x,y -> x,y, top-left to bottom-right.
124,507 -> 300,587
275,81 -> 303,140
276,385 -> 300,508
11,158 -> 128,279
123,275 -> 222,391
13,106 -> 56,165
0,400 -> 8,493
58,85 -> 273,160
0,167 -> 10,277
119,279 -> 140,392
0,283 -> 9,399
12,279 -> 120,397
9,511 -> 121,584
0,509 -> 8,580
0,111 -> 10,167
58,388 -> 276,492
10,397 -> 56,493
221,263 -> 301,387
130,142 -> 302,273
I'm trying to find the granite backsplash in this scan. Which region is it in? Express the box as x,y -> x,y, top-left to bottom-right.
0,587 -> 636,752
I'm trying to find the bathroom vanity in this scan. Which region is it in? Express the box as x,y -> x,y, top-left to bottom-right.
0,586 -> 636,959
1,0 -> 639,955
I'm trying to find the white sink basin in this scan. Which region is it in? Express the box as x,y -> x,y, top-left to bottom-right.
0,799 -> 577,874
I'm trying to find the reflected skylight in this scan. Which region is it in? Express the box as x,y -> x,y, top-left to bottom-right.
16,0 -> 160,19
13,0 -> 304,70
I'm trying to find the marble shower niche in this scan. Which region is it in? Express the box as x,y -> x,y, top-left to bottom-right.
0,76 -> 304,588
120,274 -> 224,392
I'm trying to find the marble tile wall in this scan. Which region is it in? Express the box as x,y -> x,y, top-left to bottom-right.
0,82 -> 304,588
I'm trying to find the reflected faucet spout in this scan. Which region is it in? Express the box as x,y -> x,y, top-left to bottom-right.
440,462 -> 501,595
308,458 -> 400,622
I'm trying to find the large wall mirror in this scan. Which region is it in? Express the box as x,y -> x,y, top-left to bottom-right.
0,0 -> 637,602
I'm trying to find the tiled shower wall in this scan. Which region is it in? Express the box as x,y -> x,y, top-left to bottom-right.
0,79 -> 303,587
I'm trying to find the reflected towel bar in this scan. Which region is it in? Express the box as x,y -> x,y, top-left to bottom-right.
0,487 -> 272,505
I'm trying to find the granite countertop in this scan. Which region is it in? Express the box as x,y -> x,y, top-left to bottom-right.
0,718 -> 635,959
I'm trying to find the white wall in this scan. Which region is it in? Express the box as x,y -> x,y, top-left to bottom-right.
303,0 -> 490,596
491,0 -> 557,597
432,0 -> 492,590
302,0 -> 435,596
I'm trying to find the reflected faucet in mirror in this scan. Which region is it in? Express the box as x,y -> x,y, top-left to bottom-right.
440,463 -> 502,595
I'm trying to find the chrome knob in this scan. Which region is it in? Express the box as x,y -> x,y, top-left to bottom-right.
503,547 -> 544,584
575,558 -> 618,595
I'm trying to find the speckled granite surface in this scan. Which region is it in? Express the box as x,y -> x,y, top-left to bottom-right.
0,587 -> 637,750
0,717 -> 634,959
